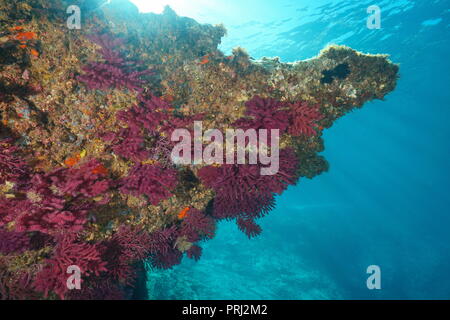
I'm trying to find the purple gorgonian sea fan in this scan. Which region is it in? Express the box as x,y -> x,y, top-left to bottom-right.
179,208 -> 216,242
0,159 -> 112,234
186,245 -> 202,261
288,101 -> 324,137
197,148 -> 299,238
177,208 -> 216,261
0,138 -> 30,188
0,267 -> 36,300
77,33 -> 153,92
102,93 -> 204,164
119,163 -> 178,206
148,225 -> 183,269
102,126 -> 149,162
117,93 -> 204,136
99,226 -> 152,284
33,233 -> 107,300
102,94 -> 173,162
0,229 -> 30,255
234,95 -> 291,133
116,94 -> 172,132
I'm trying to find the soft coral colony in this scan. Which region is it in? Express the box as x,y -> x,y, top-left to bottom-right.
0,1 -> 399,300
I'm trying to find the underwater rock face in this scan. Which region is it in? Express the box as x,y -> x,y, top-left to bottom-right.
0,0 -> 398,299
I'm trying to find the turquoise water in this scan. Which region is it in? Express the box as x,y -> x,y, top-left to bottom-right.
132,0 -> 450,299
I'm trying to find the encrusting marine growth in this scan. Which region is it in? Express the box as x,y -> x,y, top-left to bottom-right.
0,0 -> 399,299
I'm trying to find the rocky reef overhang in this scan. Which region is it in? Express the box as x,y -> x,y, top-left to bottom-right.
0,0 -> 398,300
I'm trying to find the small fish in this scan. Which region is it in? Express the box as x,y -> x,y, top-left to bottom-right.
9,26 -> 24,31
178,207 -> 190,220
92,164 -> 108,175
14,32 -> 37,41
64,156 -> 80,167
19,44 -> 27,49
64,153 -> 82,167
198,55 -> 210,65
161,94 -> 175,103
30,49 -> 39,57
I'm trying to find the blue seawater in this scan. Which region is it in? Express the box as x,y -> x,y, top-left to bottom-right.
131,0 -> 450,299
